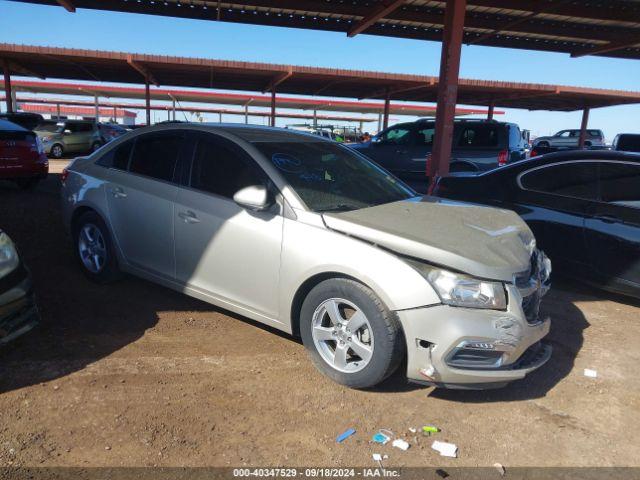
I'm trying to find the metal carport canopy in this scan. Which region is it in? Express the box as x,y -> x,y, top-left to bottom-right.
1,44 -> 639,112
7,79 -> 493,118
8,0 -> 640,60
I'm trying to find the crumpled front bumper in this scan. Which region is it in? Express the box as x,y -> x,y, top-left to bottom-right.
0,263 -> 40,345
397,284 -> 551,389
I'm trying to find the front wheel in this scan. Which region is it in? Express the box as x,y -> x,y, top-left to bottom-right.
300,278 -> 405,389
50,144 -> 64,159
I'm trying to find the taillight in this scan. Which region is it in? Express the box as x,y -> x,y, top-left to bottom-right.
530,149 -> 538,158
497,150 -> 508,166
61,168 -> 69,184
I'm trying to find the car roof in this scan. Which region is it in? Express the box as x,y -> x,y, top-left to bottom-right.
0,119 -> 29,132
481,149 -> 640,176
130,122 -> 333,144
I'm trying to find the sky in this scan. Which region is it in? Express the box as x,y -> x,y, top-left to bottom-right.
2,2 -> 640,139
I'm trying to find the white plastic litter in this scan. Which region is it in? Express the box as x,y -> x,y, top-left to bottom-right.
392,439 -> 410,451
584,369 -> 598,378
431,440 -> 458,458
493,463 -> 505,476
372,453 -> 382,462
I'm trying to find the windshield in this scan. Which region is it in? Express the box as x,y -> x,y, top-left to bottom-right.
36,122 -> 63,133
253,141 -> 415,212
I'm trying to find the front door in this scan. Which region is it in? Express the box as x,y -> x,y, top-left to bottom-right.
174,132 -> 283,319
105,131 -> 186,280
585,161 -> 640,290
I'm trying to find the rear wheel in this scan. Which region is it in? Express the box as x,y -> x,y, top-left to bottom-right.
50,144 -> 64,159
72,211 -> 122,283
300,278 -> 405,389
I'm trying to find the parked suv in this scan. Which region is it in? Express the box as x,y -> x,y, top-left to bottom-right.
349,119 -> 528,191
532,129 -> 605,148
61,123 -> 551,389
34,120 -> 103,158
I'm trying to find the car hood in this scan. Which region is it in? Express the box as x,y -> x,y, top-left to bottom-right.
322,197 -> 535,282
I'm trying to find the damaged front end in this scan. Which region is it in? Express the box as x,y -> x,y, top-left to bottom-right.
398,250 -> 552,389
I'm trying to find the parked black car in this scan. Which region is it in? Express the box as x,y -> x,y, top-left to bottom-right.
0,112 -> 45,131
349,119 -> 529,191
0,230 -> 39,344
612,134 -> 640,153
431,150 -> 640,299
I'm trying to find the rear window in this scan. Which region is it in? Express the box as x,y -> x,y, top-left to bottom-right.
616,135 -> 640,152
0,130 -> 35,141
456,124 -> 502,148
36,122 -> 63,133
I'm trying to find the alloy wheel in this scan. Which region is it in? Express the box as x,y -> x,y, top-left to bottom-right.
311,298 -> 374,373
78,223 -> 107,274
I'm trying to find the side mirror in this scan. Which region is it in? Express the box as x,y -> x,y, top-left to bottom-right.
371,136 -> 382,145
233,185 -> 272,211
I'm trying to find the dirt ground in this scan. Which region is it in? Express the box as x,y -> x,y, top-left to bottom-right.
1,165 -> 639,470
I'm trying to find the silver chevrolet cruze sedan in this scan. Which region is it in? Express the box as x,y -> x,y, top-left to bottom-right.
61,124 -> 552,389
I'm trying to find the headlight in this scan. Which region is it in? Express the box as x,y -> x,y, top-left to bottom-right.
0,232 -> 20,278
41,136 -> 51,142
406,259 -> 507,310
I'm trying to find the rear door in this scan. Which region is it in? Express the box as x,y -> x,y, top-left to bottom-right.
585,161 -> 640,290
105,131 -> 186,280
515,161 -> 600,275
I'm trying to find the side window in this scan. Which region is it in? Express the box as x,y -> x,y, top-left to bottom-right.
95,139 -> 134,169
190,136 -> 267,199
379,127 -> 412,145
129,133 -> 183,182
520,162 -> 599,200
599,162 -> 640,208
557,131 -> 570,138
457,125 -> 499,148
509,125 -> 522,146
416,127 -> 435,146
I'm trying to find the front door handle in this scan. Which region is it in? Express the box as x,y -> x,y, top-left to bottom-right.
594,214 -> 619,224
110,187 -> 127,199
178,210 -> 200,224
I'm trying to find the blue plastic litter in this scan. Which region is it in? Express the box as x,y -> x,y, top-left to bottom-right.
336,428 -> 356,443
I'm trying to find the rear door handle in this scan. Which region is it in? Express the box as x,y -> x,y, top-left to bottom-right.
110,187 -> 127,199
178,210 -> 200,224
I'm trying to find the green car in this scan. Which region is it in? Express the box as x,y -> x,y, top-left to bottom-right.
34,120 -> 103,159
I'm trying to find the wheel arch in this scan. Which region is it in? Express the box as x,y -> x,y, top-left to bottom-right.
289,272 -> 386,338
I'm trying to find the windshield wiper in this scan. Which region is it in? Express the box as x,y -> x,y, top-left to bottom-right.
318,204 -> 361,213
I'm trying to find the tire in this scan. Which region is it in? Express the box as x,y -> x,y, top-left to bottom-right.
300,278 -> 405,389
50,143 -> 64,159
537,141 -> 550,148
72,211 -> 122,283
15,178 -> 39,190
584,141 -> 592,147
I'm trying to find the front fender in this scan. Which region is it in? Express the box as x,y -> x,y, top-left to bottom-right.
279,217 -> 440,327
